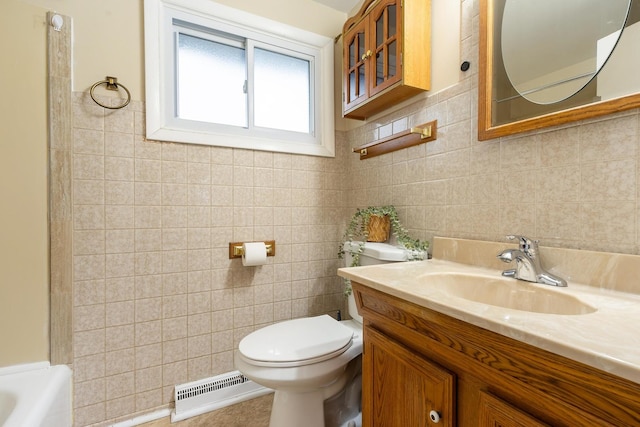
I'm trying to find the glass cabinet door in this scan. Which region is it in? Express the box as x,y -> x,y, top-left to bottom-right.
370,0 -> 402,97
343,19 -> 369,110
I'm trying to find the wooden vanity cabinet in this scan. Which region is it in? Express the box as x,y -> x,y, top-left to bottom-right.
342,0 -> 431,120
364,326 -> 455,426
353,282 -> 640,426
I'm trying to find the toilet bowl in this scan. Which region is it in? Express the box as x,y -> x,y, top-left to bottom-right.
235,242 -> 414,427
236,316 -> 362,427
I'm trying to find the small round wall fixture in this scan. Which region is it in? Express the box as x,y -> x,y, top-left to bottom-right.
51,14 -> 63,31
460,61 -> 470,72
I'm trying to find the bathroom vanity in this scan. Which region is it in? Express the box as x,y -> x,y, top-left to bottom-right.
339,238 -> 640,426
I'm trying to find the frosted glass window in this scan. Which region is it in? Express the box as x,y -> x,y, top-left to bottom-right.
254,48 -> 310,133
177,33 -> 247,127
144,0 -> 335,157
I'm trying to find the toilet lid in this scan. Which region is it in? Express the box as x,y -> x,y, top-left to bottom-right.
239,315 -> 353,363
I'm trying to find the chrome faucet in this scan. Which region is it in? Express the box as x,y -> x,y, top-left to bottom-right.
497,235 -> 567,287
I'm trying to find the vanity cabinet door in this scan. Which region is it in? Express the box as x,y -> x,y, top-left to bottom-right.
478,392 -> 548,427
363,326 -> 455,427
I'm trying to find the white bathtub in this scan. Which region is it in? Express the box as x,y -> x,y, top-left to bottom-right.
0,362 -> 72,427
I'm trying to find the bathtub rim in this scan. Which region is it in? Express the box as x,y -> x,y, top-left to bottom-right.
0,361 -> 72,427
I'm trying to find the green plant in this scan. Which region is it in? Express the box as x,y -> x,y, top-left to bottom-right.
338,205 -> 429,295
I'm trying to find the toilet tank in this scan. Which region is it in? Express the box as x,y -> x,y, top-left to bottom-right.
343,241 -> 412,266
343,242 -> 418,323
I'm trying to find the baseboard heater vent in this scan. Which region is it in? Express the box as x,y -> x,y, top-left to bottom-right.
172,370 -> 271,422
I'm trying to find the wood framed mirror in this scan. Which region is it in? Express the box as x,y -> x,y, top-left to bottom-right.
478,0 -> 640,141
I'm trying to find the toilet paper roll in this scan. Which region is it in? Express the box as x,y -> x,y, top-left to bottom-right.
242,242 -> 268,266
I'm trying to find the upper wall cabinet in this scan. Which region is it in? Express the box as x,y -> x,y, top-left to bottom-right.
342,0 -> 431,120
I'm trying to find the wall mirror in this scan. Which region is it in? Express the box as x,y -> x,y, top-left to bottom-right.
479,0 -> 640,140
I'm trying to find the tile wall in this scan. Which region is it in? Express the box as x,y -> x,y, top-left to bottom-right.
70,93 -> 349,425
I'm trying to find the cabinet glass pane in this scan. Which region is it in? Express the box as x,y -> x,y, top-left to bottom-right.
388,5 -> 397,38
376,50 -> 384,84
177,33 -> 247,127
254,47 -> 310,133
349,39 -> 356,68
376,12 -> 384,47
359,65 -> 366,96
358,32 -> 365,62
388,40 -> 397,78
350,70 -> 357,101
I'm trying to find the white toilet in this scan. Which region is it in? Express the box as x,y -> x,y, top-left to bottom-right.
235,242 -> 413,427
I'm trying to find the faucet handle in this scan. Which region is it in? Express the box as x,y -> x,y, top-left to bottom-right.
506,235 -> 538,253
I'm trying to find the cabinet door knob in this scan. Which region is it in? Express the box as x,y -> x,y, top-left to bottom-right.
361,50 -> 373,60
429,410 -> 441,423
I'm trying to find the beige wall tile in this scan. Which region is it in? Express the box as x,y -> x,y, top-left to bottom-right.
135,158 -> 162,182
75,377 -> 106,408
537,166 -> 580,203
105,132 -> 134,157
75,304 -> 105,331
580,202 -> 636,245
75,279 -> 106,306
105,181 -> 134,205
163,360 -> 188,388
163,338 -> 188,364
106,348 -> 135,376
136,320 -> 162,346
106,301 -> 134,327
74,230 -> 105,255
106,229 -> 134,254
105,324 -> 134,351
136,388 -> 163,413
105,253 -> 134,278
136,343 -> 163,370
580,115 -> 638,163
135,298 -> 162,323
74,353 -> 105,382
73,402 -> 105,427
106,372 -> 134,400
75,329 -> 105,358
106,396 -> 135,421
105,205 -> 134,229
106,277 -> 134,302
74,128 -> 104,155
580,160 -> 636,201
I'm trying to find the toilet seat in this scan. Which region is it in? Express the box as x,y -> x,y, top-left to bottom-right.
239,315 -> 354,368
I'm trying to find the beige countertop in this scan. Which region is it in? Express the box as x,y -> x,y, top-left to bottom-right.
338,252 -> 640,384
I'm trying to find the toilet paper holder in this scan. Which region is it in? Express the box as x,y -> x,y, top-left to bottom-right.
229,240 -> 276,259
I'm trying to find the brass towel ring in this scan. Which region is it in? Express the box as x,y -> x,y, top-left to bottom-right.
90,76 -> 131,110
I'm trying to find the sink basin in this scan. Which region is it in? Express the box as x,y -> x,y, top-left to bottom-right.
421,272 -> 596,315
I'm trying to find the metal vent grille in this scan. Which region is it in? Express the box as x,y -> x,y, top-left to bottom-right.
176,372 -> 249,401
172,370 -> 270,422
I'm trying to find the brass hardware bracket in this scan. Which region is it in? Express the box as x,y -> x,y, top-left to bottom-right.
105,76 -> 121,90
410,125 -> 432,139
352,120 -> 438,160
228,240 -> 276,259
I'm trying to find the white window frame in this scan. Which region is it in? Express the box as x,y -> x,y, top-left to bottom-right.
144,0 -> 335,157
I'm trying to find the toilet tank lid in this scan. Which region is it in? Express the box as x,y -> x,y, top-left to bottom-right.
343,241 -> 411,262
239,315 -> 353,363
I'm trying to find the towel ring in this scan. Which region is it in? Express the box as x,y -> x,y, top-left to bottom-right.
90,76 -> 131,110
